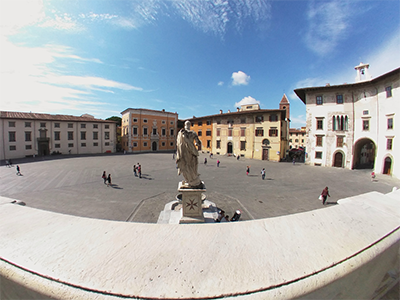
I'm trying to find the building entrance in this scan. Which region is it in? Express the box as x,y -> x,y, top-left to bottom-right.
262,148 -> 269,160
152,141 -> 157,151
352,138 -> 375,169
227,142 -> 233,154
333,152 -> 344,168
383,157 -> 392,175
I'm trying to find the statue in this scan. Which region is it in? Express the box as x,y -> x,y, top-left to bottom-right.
176,121 -> 202,188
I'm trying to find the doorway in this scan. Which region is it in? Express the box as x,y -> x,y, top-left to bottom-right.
333,152 -> 344,168
152,141 -> 157,151
383,157 -> 392,175
262,148 -> 269,160
227,142 -> 233,154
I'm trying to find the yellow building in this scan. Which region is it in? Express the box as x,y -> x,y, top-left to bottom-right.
186,95 -> 290,161
121,108 -> 178,153
289,127 -> 306,149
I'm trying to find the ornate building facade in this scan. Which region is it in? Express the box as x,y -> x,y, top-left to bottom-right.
295,64 -> 399,178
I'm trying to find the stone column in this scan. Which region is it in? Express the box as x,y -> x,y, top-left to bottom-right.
178,182 -> 206,224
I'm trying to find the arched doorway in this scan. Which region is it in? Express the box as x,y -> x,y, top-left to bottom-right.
262,139 -> 270,161
352,138 -> 375,169
333,152 -> 344,168
383,157 -> 392,175
152,141 -> 157,151
227,142 -> 233,154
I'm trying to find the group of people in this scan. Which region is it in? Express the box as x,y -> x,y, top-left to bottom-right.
102,171 -> 112,187
215,209 -> 241,222
133,163 -> 142,178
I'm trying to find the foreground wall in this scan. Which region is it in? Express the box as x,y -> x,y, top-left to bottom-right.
1,190 -> 399,299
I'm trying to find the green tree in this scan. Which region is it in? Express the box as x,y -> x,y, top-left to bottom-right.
106,116 -> 122,126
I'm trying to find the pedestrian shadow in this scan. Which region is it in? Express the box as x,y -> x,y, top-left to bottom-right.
110,184 -> 123,189
248,175 -> 258,177
326,201 -> 338,205
139,174 -> 153,180
265,178 -> 273,180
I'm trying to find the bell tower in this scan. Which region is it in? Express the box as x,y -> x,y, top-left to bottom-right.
279,94 -> 290,121
355,62 -> 372,82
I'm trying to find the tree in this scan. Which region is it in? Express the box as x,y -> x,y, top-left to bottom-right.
106,116 -> 121,126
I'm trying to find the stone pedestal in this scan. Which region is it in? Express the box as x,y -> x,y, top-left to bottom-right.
178,182 -> 206,224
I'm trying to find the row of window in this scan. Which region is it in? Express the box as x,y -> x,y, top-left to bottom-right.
213,128 -> 279,138
130,118 -> 174,125
315,86 -> 392,105
130,127 -> 174,136
314,135 -> 393,150
196,114 -> 279,126
8,131 -> 110,142
315,117 -> 393,131
8,121 -> 109,129
8,142 -> 111,151
290,139 -> 305,143
215,140 -> 247,151
130,141 -> 175,148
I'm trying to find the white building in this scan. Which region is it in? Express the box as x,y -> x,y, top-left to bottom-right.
294,64 -> 399,178
0,111 -> 117,160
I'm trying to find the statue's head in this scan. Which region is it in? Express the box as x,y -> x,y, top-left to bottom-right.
184,120 -> 190,130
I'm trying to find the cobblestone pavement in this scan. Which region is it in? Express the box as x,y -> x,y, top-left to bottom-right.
1,152 -> 399,223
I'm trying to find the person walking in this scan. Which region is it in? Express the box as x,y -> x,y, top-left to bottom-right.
246,166 -> 250,176
371,171 -> 376,182
133,165 -> 137,176
321,187 -> 330,205
261,168 -> 266,180
204,157 -> 207,165
138,165 -> 142,178
107,174 -> 112,187
102,171 -> 107,184
293,157 -> 296,165
16,165 -> 21,176
217,160 -> 220,167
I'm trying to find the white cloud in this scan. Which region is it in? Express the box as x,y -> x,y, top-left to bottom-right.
235,96 -> 260,107
232,71 -> 250,86
218,81 -> 224,86
304,1 -> 351,56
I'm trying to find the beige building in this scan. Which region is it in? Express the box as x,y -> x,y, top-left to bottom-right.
289,127 -> 306,149
0,111 -> 117,160
294,64 -> 399,178
186,95 -> 290,161
121,108 -> 178,153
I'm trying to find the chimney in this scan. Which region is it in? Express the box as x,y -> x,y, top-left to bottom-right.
219,110 -> 223,114
237,107 -> 240,112
227,110 -> 231,113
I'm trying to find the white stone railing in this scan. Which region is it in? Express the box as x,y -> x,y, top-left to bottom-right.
0,189 -> 399,299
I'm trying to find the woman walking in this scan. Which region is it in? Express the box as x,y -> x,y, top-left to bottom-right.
321,186 -> 330,205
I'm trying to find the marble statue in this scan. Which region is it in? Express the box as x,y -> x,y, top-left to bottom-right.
176,121 -> 202,187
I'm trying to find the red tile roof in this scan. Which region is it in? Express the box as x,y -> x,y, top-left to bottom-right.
0,111 -> 116,123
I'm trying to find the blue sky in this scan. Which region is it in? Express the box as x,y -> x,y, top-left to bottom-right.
1,0 -> 399,128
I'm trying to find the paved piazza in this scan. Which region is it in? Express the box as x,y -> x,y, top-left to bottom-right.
1,153 -> 399,223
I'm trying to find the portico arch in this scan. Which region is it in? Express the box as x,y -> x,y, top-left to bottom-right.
352,138 -> 375,169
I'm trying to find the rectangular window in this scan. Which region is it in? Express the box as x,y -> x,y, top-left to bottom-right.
25,145 -> 32,150
133,142 -> 137,147
255,128 -> 264,137
161,142 -> 166,146
388,118 -> 393,129
241,118 -> 246,124
93,124 -> 98,129
317,119 -> 323,130
105,125 -> 110,129
81,132 -> 86,140
80,124 -> 86,129
132,127 -> 138,136
170,128 -> 174,136
40,122 -> 46,128
269,129 -> 278,137
216,128 -> 221,137
363,120 -> 369,131
241,128 -> 245,137
240,141 -> 246,151
315,151 -> 322,159
162,128 -> 166,136
228,129 -> 232,137
54,131 -> 60,141
205,130 -> 211,136
142,120 -> 147,124
25,131 -> 31,141
316,136 -> 323,146
198,130 -> 202,136
55,123 -> 60,128
385,86 -> 392,98
363,110 -> 369,115
206,120 -> 211,125
9,121 -> 15,127
162,120 -> 166,124
93,132 -> 98,140
269,114 -> 278,122
170,142 -> 174,147
216,119 -> 221,124
105,142 -> 110,146
25,122 -> 31,127
10,145 -> 16,151
68,123 -> 73,128
256,115 -> 263,122
336,94 -> 343,104
68,131 -> 74,140
143,142 -> 147,147
152,128 -> 157,135
316,96 -> 323,105
93,142 -> 98,147
81,143 -> 86,147
55,144 -> 60,148
68,143 -> 74,147
105,132 -> 110,140
133,118 -> 138,122
198,121 -> 202,126
387,138 -> 393,150
9,131 -> 16,142
337,136 -> 343,147
207,140 -> 211,148
216,140 -> 221,149
143,127 -> 148,136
